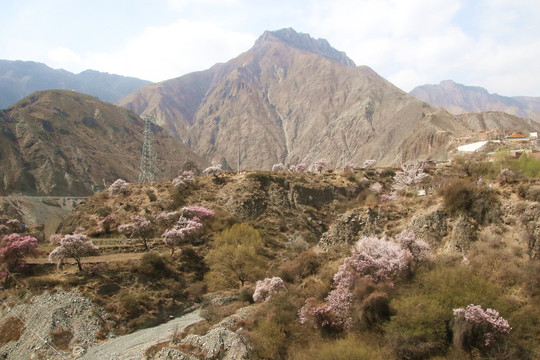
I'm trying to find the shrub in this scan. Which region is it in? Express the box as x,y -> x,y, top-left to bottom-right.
253,319 -> 286,359
385,295 -> 448,359
137,252 -> 169,277
440,180 -> 499,224
279,250 -> 320,283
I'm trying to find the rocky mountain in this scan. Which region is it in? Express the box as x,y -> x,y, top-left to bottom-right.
410,80 -> 540,121
0,90 -> 207,196
0,60 -> 151,109
119,29 -> 539,170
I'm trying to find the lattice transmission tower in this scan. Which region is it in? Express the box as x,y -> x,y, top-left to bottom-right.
138,114 -> 156,184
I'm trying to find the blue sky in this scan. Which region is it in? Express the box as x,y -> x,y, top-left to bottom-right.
1,0 -> 539,96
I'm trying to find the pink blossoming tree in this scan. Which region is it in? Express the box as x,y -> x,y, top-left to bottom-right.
453,304 -> 511,351
162,216 -> 203,255
0,233 -> 39,272
299,235 -> 408,331
118,215 -> 155,251
253,277 -> 286,302
48,234 -> 98,271
108,178 -> 129,195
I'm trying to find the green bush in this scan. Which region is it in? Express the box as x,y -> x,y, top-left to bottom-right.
253,319 -> 286,359
440,180 -> 499,224
385,295 -> 448,359
136,252 -> 169,278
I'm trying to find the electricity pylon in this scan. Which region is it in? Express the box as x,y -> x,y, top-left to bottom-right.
138,114 -> 155,184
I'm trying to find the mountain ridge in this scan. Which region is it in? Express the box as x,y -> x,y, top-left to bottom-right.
0,59 -> 151,109
410,80 -> 540,121
119,29 -> 540,170
0,89 -> 207,196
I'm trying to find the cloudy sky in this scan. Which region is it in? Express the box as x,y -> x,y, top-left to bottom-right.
2,0 -> 539,96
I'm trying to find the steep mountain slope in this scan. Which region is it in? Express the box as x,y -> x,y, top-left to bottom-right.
0,90 -> 206,196
0,60 -> 151,108
410,80 -> 540,121
119,29 -> 537,169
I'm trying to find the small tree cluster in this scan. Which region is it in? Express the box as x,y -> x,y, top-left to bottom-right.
161,206 -> 213,255
48,234 -> 98,271
181,206 -> 215,222
272,163 -> 286,172
172,170 -> 195,187
453,304 -> 511,349
118,215 -> 155,251
253,277 -> 286,302
108,179 -> 129,195
0,233 -> 38,272
162,216 -> 203,255
396,230 -> 431,264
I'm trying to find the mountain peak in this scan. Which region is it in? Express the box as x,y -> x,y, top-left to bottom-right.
255,28 -> 356,67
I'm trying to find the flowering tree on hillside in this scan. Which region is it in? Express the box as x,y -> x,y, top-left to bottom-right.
290,163 -> 308,173
108,179 -> 129,195
118,215 -> 155,251
392,162 -> 429,192
253,277 -> 286,302
453,304 -> 511,351
0,233 -> 38,272
181,206 -> 215,222
313,158 -> 330,173
162,216 -> 203,255
48,234 -> 98,271
203,163 -> 222,176
172,170 -> 195,188
272,163 -> 286,172
299,235 -> 408,331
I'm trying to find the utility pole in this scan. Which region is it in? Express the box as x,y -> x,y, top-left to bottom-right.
139,114 -> 155,185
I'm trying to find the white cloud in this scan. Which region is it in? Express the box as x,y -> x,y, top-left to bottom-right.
301,0 -> 540,96
46,19 -> 255,81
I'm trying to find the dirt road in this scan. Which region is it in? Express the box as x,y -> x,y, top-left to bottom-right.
79,310 -> 202,360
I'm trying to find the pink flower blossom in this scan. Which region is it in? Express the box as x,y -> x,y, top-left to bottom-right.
253,277 -> 286,302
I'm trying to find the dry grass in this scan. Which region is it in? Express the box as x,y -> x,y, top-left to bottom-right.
50,327 -> 73,350
0,316 -> 24,345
